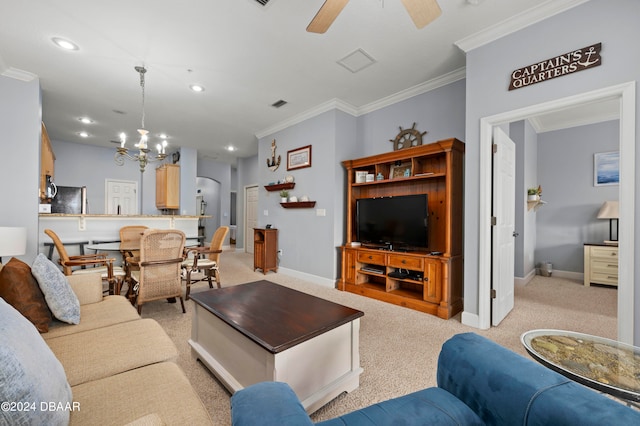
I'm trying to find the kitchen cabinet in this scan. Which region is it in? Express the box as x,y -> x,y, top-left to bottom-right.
156,164 -> 180,209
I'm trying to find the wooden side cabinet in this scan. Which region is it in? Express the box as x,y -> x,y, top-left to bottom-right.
156,164 -> 180,209
254,228 -> 278,274
584,243 -> 618,287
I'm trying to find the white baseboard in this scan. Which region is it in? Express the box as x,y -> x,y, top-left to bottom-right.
542,269 -> 583,281
277,267 -> 336,288
515,269 -> 537,286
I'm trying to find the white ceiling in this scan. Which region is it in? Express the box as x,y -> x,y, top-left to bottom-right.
1,0 -> 608,166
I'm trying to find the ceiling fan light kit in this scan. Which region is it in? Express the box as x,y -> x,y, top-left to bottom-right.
307,0 -> 441,34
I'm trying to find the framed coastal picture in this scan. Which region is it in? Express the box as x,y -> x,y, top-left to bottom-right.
594,151 -> 619,186
390,162 -> 412,179
287,145 -> 312,170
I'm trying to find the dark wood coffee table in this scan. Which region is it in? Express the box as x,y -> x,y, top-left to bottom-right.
189,280 -> 364,414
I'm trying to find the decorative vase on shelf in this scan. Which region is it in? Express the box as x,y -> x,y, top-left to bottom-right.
281,197 -> 287,203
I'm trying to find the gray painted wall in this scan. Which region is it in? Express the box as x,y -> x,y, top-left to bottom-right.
0,76 -> 40,262
463,0 -> 639,341
256,81 -> 465,283
357,79 -> 466,156
536,120 -> 619,273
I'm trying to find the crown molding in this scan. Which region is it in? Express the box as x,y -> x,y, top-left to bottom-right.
256,98 -> 358,139
455,0 -> 591,53
1,67 -> 38,82
358,67 -> 466,116
255,67 -> 466,139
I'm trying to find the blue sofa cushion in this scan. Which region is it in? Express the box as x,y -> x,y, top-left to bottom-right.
437,333 -> 640,426
317,387 -> 484,426
231,381 -> 314,426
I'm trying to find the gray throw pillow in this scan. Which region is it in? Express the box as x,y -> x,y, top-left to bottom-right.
31,253 -> 80,324
0,297 -> 73,426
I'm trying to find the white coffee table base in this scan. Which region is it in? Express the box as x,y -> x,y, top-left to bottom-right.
189,302 -> 362,414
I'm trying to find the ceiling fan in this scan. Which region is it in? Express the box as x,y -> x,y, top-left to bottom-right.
307,0 -> 442,34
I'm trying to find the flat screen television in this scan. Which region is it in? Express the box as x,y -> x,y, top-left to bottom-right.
356,194 -> 428,250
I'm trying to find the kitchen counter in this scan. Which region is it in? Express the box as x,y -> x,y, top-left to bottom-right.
39,214 -> 209,258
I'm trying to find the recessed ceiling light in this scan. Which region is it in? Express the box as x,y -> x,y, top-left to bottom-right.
78,131 -> 89,138
190,84 -> 205,93
226,145 -> 236,152
52,37 -> 79,51
159,133 -> 168,139
78,117 -> 93,124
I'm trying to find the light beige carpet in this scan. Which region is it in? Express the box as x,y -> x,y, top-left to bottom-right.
140,251 -> 617,425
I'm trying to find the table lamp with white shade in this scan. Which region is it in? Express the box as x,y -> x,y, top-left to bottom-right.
0,226 -> 27,264
597,201 -> 619,245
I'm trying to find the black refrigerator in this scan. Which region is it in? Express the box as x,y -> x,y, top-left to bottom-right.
51,186 -> 87,214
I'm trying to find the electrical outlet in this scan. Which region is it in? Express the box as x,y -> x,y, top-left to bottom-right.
277,249 -> 283,257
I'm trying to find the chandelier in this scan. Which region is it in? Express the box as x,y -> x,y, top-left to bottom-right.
114,66 -> 168,172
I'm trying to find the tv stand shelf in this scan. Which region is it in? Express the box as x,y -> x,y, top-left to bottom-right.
340,139 -> 464,319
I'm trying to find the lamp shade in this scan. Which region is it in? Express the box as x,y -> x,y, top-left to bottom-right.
0,226 -> 27,257
597,201 -> 619,219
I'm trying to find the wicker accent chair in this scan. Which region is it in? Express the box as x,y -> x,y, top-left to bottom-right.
132,229 -> 186,314
119,225 -> 148,299
182,226 -> 229,300
44,229 -> 125,295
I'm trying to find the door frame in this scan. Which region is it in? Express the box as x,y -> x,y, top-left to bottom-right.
476,82 -> 635,343
244,184 -> 259,254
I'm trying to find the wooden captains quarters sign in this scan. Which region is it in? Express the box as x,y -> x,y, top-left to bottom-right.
509,42 -> 601,91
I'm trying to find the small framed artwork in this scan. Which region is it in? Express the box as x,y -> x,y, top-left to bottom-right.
594,151 -> 619,186
390,162 -> 412,179
287,145 -> 312,171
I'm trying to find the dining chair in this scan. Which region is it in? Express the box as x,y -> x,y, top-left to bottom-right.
182,226 -> 229,300
119,225 -> 148,299
44,229 -> 125,295
132,229 -> 186,314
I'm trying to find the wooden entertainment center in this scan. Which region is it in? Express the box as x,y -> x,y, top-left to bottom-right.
339,138 -> 464,319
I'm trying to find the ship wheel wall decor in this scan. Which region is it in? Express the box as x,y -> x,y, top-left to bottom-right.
390,123 -> 427,150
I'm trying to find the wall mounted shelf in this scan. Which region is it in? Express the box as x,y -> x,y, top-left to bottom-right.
280,201 -> 316,208
527,199 -> 546,211
264,182 -> 295,192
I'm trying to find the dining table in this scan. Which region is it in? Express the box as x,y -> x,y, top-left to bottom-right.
86,237 -> 202,301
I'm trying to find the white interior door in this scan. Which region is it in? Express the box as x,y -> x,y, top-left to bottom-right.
245,185 -> 258,254
492,127 -> 516,326
105,179 -> 138,214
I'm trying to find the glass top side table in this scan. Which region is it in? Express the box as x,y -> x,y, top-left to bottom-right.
521,329 -> 640,403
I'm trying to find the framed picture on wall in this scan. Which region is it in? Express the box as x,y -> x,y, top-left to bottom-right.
594,151 -> 619,186
287,145 -> 312,170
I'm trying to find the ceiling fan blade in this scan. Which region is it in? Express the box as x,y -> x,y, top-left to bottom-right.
307,0 -> 350,34
400,0 -> 442,29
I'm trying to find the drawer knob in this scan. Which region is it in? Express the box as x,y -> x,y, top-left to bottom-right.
402,260 -> 406,264
368,255 -> 373,259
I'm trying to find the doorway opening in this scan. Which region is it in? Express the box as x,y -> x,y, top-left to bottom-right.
476,82 -> 635,343
196,177 -> 221,245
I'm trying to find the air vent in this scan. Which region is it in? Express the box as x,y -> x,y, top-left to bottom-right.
271,99 -> 288,108
255,0 -> 270,5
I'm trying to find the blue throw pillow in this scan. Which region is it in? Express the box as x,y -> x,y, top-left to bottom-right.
32,253 -> 80,324
0,297 -> 73,425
